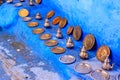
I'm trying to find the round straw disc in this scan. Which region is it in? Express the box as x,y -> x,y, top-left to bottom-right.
18,9 -> 29,17
35,0 -> 41,4
28,22 -> 39,27
96,45 -> 110,62
40,34 -> 52,40
59,18 -> 67,28
83,34 -> 95,50
67,26 -> 74,35
51,47 -> 65,54
46,10 -> 55,19
45,40 -> 58,47
52,16 -> 61,25
73,26 -> 82,40
32,28 -> 44,34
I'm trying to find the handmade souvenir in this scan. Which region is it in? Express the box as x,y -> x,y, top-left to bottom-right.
52,16 -> 61,25
40,34 -> 52,40
58,18 -> 67,28
46,10 -> 55,19
51,46 -> 65,54
35,12 -> 42,20
56,28 -> 63,38
7,0 -> 13,3
32,28 -> 44,34
29,0 -> 34,6
14,3 -> 22,7
79,46 -> 88,59
102,55 -> 114,70
23,17 -> 32,22
66,37 -> 74,48
74,63 -> 92,74
59,55 -> 75,64
18,9 -> 29,17
96,45 -> 110,62
83,34 -> 95,50
90,69 -> 110,80
67,26 -> 74,35
45,40 -> 58,47
73,26 -> 82,40
28,22 -> 38,27
35,0 -> 41,4
44,19 -> 50,28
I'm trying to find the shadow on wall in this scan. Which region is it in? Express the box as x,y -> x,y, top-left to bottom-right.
0,26 -> 2,31
42,0 -> 120,66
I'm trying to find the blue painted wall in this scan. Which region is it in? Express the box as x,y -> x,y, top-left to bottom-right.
42,0 -> 120,65
0,0 -> 120,79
